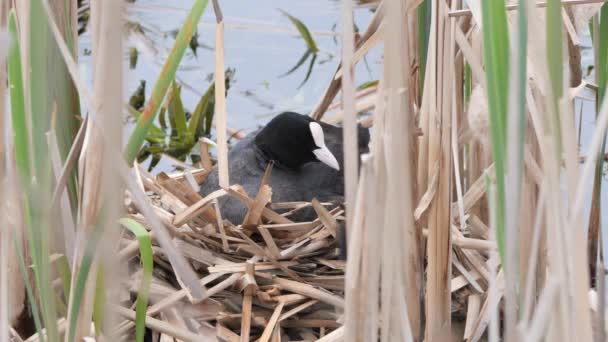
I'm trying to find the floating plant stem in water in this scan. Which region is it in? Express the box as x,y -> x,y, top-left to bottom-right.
278,9 -> 322,89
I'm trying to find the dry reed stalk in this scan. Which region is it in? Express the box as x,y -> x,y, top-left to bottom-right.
451,30 -> 467,236
520,189 -> 546,325
360,93 -> 388,342
239,262 -> 255,342
213,200 -> 230,252
381,0 -> 421,339
49,116 -> 87,211
504,2 -> 529,339
243,185 -> 272,228
339,0 -> 358,231
524,276 -> 560,341
424,1 -> 453,340
344,156 -> 369,341
463,294 -> 481,340
258,300 -> 284,342
213,1 -> 229,189
343,2 -> 422,340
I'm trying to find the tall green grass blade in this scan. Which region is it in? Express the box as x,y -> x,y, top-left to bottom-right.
599,5 -> 608,106
93,267 -> 105,336
119,218 -> 153,342
480,0 -> 510,261
30,0 -> 51,175
67,227 -> 101,342
464,63 -> 471,105
124,0 -> 209,164
62,0 -> 75,54
279,9 -> 319,53
28,3 -> 59,339
547,0 -> 564,102
7,10 -> 31,187
417,0 -> 430,93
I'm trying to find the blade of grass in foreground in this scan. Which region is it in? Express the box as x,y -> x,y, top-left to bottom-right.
124,0 -> 209,164
7,10 -> 31,187
30,0 -> 51,176
28,2 -> 59,340
417,0 -> 430,95
480,0 -> 509,262
119,218 -> 153,342
66,226 -> 102,342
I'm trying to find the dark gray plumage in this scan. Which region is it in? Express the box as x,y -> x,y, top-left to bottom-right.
199,112 -> 370,224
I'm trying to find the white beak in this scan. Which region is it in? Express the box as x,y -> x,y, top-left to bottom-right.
313,146 -> 340,171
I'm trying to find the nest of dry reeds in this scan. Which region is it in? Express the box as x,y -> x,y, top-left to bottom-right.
119,166 -> 346,341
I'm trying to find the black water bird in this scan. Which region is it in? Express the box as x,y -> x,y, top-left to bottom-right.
199,111 -> 370,224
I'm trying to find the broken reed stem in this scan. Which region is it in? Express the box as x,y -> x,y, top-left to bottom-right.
424,1 -> 453,340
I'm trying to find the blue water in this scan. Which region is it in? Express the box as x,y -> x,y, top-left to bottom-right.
115,0 -> 381,132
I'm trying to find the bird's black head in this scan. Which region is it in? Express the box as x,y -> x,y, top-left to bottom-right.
254,112 -> 340,171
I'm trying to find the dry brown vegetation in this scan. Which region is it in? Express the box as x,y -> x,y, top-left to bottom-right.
3,0 -> 608,341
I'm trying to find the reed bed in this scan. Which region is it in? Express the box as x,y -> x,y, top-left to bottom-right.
3,0 -> 608,341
